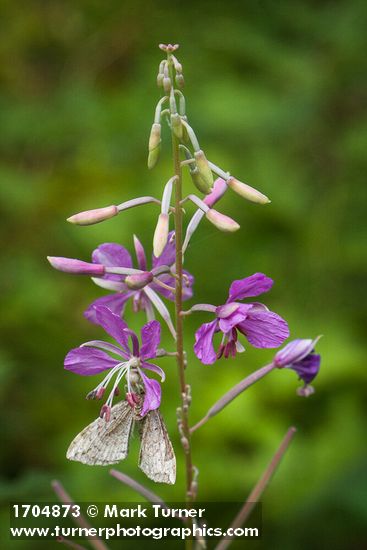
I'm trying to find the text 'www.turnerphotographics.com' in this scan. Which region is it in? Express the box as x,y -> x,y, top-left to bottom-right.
10,502 -> 262,541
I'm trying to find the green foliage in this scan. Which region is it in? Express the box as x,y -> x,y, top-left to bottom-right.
0,1 -> 366,548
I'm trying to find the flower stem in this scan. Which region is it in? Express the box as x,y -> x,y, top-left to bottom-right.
190,363 -> 276,433
168,55 -> 194,511
215,426 -> 297,550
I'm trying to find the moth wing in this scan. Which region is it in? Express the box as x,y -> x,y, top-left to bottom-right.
67,401 -> 134,466
138,410 -> 176,484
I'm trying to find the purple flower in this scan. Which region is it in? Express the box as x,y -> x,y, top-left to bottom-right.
193,273 -> 289,364
64,305 -> 165,417
85,233 -> 193,337
274,337 -> 321,396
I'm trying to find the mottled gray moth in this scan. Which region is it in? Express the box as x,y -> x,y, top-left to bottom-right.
66,400 -> 176,485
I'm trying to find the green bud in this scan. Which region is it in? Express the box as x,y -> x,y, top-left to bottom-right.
157,73 -> 164,87
147,123 -> 161,169
148,146 -> 161,169
194,150 -> 214,191
171,114 -> 183,139
149,123 -> 161,152
189,166 -> 212,194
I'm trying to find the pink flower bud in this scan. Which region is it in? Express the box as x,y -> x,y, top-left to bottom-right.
203,178 -> 228,207
227,177 -> 270,204
67,205 -> 118,226
153,213 -> 169,257
125,271 -> 153,290
47,257 -> 105,276
205,209 -> 240,232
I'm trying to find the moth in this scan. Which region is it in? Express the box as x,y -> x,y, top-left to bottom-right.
66,400 -> 176,485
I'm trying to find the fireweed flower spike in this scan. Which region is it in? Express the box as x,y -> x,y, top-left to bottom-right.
84,233 -> 193,337
187,273 -> 289,364
274,337 -> 322,396
64,306 -> 165,418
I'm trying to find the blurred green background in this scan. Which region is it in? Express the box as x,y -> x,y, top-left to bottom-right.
1,1 -> 366,548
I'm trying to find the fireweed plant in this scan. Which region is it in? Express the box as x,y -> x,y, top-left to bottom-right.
49,44 -> 322,544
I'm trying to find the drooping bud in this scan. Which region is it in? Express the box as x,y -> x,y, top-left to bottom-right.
205,209 -> 240,232
189,166 -> 211,195
170,113 -> 183,139
163,77 -> 171,93
47,257 -> 105,276
148,123 -> 161,169
194,150 -> 214,192
153,213 -> 169,257
67,205 -> 118,226
157,73 -> 164,87
227,177 -> 270,204
175,74 -> 184,88
125,271 -> 153,290
203,178 -> 228,207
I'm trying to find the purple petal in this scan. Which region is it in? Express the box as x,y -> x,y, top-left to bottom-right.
291,353 -> 321,384
274,338 -> 315,367
94,306 -> 130,353
141,361 -> 166,382
237,308 -> 289,348
64,347 -> 118,375
140,320 -> 161,360
194,320 -> 218,365
84,293 -> 133,324
133,235 -> 147,271
217,304 -> 252,333
152,231 -> 176,268
92,243 -> 132,281
227,273 -> 274,302
139,371 -> 161,416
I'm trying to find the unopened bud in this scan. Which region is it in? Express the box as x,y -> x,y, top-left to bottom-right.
153,213 -> 169,257
194,150 -> 213,192
125,271 -> 153,290
149,123 -> 161,152
204,178 -> 228,207
171,113 -> 183,139
190,167 -> 212,195
175,74 -> 184,88
157,73 -> 164,87
47,256 -> 105,276
205,209 -> 240,232
67,205 -> 118,226
148,123 -> 161,170
163,77 -> 171,93
227,177 -> 270,204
